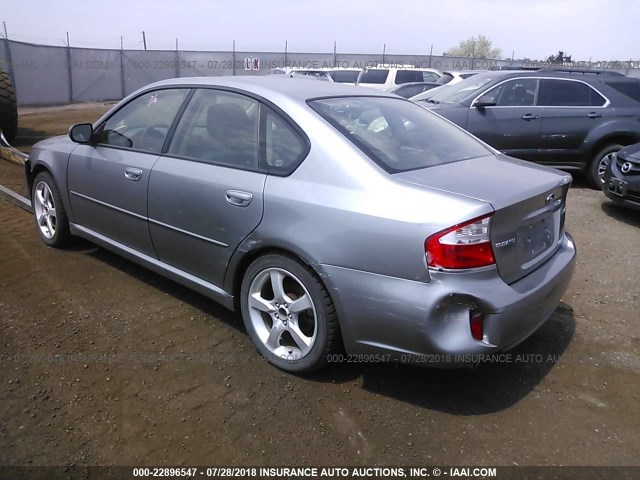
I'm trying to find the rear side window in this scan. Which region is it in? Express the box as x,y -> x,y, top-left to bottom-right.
264,109 -> 307,173
538,79 -> 606,106
437,73 -> 454,85
605,81 -> 640,103
168,89 -> 259,169
360,70 -> 389,84
421,72 -> 440,82
309,96 -> 490,173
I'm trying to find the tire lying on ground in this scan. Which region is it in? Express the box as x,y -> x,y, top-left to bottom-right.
0,67 -> 18,143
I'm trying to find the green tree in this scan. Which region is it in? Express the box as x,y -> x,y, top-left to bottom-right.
446,35 -> 502,59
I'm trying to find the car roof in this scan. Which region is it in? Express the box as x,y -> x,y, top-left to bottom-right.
142,75 -> 393,102
475,69 -> 626,83
364,66 -> 440,72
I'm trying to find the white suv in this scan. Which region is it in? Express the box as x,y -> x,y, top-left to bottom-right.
357,66 -> 442,91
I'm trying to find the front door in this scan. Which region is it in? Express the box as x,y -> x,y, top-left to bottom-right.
67,88 -> 190,257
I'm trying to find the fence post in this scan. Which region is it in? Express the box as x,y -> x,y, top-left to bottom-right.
284,40 -> 287,68
333,41 -> 337,68
175,38 -> 180,78
66,32 -> 73,103
120,36 -> 126,99
2,22 -> 16,97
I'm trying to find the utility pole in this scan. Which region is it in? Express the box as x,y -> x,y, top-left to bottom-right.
382,43 -> 386,65
142,31 -> 147,50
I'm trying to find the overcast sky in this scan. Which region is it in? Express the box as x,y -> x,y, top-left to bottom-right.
2,0 -> 638,60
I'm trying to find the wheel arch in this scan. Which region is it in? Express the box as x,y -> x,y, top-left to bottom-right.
225,242 -> 346,351
587,133 -> 640,170
26,163 -> 53,197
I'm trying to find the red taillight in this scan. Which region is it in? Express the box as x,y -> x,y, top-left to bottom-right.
425,214 -> 495,269
470,311 -> 484,341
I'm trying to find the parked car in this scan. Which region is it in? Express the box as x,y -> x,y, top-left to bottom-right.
603,142 -> 640,210
416,69 -> 640,187
387,81 -> 440,98
436,70 -> 483,85
268,67 -> 362,85
410,84 -> 449,102
26,77 -> 576,373
357,66 -> 442,91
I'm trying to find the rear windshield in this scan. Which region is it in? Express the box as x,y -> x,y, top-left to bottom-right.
359,69 -> 389,84
309,96 -> 491,173
605,81 -> 640,103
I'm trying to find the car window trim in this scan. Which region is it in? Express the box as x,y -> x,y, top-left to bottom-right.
159,85 -> 311,177
470,76 -> 611,109
161,88 -> 196,153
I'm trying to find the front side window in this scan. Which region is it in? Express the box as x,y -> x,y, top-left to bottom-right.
481,78 -> 539,106
538,79 -> 606,106
168,89 -> 259,169
360,69 -> 389,84
309,96 -> 491,173
97,89 -> 189,152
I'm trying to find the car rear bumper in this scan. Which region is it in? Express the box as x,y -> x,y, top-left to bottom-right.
319,233 -> 576,368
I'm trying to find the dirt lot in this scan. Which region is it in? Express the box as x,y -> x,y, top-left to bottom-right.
0,105 -> 639,468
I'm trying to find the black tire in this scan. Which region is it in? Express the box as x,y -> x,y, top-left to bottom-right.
31,172 -> 72,248
588,144 -> 622,189
0,68 -> 18,143
240,253 -> 339,373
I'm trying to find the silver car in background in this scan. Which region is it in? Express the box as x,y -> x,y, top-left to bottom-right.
25,77 -> 576,373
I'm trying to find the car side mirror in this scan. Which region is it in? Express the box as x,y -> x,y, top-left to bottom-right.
69,123 -> 94,143
474,95 -> 497,109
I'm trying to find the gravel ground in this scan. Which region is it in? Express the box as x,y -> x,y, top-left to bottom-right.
0,105 -> 639,467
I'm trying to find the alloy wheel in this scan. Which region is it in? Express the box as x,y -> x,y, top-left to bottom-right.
34,181 -> 57,239
247,267 -> 317,361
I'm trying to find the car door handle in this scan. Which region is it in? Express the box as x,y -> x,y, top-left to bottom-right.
587,112 -> 603,119
124,167 -> 143,182
226,190 -> 253,207
521,113 -> 539,121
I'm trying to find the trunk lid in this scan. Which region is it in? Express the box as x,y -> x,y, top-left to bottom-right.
395,154 -> 572,284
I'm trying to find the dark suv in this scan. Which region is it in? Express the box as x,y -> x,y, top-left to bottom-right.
416,69 -> 640,187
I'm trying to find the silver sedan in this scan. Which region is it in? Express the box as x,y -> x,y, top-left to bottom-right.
25,76 -> 576,373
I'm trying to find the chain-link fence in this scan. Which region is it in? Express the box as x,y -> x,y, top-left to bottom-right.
2,39 -> 639,106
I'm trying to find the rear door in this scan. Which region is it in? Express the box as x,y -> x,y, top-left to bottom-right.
148,88 -> 266,287
537,78 -> 608,166
466,77 -> 544,162
67,88 -> 189,256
